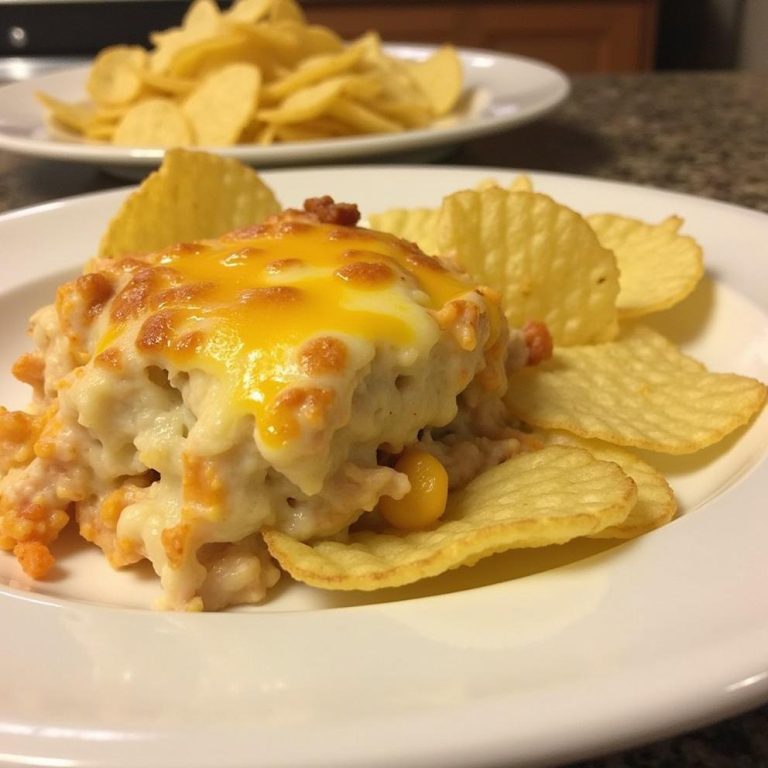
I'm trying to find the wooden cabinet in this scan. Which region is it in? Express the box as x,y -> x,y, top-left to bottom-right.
305,0 -> 658,73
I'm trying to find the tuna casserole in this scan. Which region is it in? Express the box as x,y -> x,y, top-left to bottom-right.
0,197 -> 550,611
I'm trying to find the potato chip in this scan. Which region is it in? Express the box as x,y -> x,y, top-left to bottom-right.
138,68 -> 196,96
536,431 -> 677,537
86,45 -> 147,107
35,92 -> 97,133
587,213 -> 704,318
182,0 -> 222,32
231,21 -> 304,70
113,98 -> 192,146
509,174 -> 534,193
367,208 -> 440,255
270,125 -> 314,142
83,119 -> 118,141
261,43 -> 367,103
358,80 -> 433,128
272,117 -> 347,142
405,44 -> 463,117
98,149 -> 281,258
505,324 -> 767,454
257,76 -> 348,124
182,62 -> 260,145
368,176 -> 537,256
167,29 -> 255,79
296,24 -> 345,57
226,0 -> 271,24
360,96 -> 432,129
150,31 -> 196,76
269,0 -> 305,24
263,445 -> 637,590
438,188 -> 620,345
346,35 -> 435,119
475,175 -> 534,193
337,74 -> 385,102
149,0 -> 223,75
38,0 -> 465,148
357,34 -> 412,85
255,122 -> 277,145
327,97 -> 402,134
79,104 -> 129,141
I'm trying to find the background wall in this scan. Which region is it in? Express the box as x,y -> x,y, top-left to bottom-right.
655,0 -> 743,69
738,0 -> 768,71
0,0 -> 767,74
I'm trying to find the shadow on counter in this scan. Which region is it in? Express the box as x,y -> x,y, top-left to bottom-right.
455,117 -> 613,176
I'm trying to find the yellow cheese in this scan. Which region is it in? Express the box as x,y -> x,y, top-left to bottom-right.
99,221 -> 479,449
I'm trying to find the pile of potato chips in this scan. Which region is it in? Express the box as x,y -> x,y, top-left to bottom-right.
98,150 -> 766,596
37,0 -> 463,148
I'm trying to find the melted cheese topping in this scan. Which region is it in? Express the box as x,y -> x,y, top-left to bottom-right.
99,221 -> 474,449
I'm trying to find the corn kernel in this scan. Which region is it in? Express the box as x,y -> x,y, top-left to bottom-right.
379,449 -> 448,530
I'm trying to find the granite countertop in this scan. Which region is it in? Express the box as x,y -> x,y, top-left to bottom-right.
457,70 -> 768,213
0,70 -> 766,767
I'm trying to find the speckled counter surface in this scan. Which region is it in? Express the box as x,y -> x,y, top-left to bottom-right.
0,70 -> 767,767
457,71 -> 768,214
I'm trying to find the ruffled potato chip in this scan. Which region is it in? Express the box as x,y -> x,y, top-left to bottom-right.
269,0 -> 305,23
506,325 -> 767,454
509,175 -> 534,192
327,97 -> 402,133
35,92 -> 97,133
225,0 -> 271,24
83,118 -> 119,141
536,431 -> 677,537
295,24 -> 345,57
358,94 -> 432,129
166,29 -> 256,80
98,148 -> 280,258
257,76 -> 349,124
138,69 -> 196,96
227,23 -> 307,75
261,41 -> 367,103
475,174 -> 534,193
113,98 -> 192,146
438,188 -> 620,345
182,62 -> 261,145
271,117 -> 348,142
367,208 -> 440,255
367,175 -> 535,256
588,213 -> 704,318
37,93 -> 131,138
86,45 -> 148,107
263,445 -> 637,591
404,44 -> 463,117
149,0 -> 223,75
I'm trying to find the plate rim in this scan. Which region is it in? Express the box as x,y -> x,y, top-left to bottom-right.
0,165 -> 767,768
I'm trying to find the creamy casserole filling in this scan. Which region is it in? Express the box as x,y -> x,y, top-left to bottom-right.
0,199 -> 544,610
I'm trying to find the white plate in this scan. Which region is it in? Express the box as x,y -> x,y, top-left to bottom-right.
0,46 -> 569,171
1,167 -> 767,768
